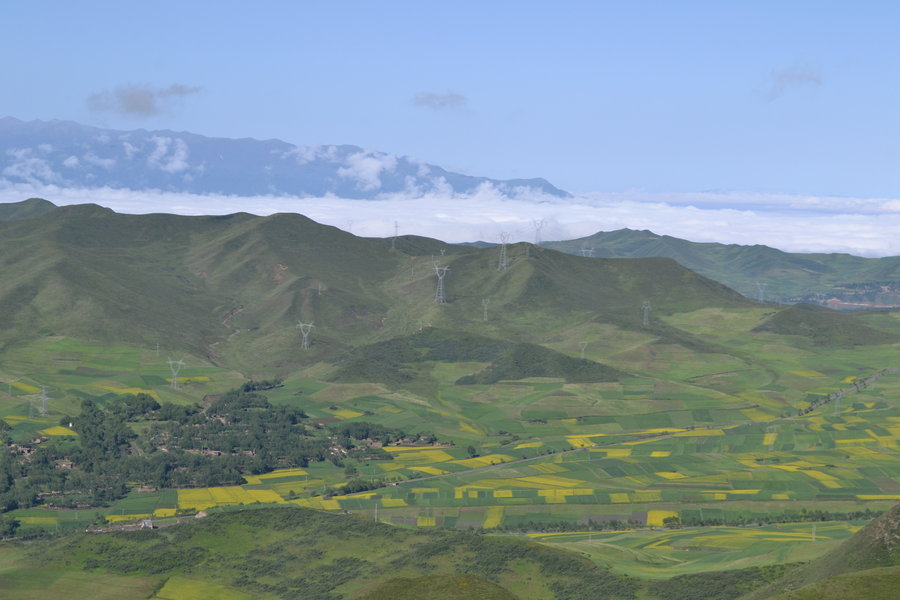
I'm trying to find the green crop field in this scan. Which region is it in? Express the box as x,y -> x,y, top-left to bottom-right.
526,521 -> 862,578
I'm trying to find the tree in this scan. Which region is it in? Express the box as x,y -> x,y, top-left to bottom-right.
0,514 -> 19,537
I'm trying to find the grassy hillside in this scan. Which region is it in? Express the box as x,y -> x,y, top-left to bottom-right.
0,201 -> 754,377
0,197 -> 56,221
329,328 -> 624,388
765,566 -> 900,600
0,506 -> 638,600
543,228 -> 900,306
751,303 -> 900,347
4,200 -> 900,598
745,503 -> 900,599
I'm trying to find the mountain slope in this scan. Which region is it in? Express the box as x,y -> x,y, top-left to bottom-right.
543,228 -> 900,307
0,197 -> 56,221
0,117 -> 569,199
745,503 -> 900,599
0,506 -> 638,600
752,303 -> 900,347
0,201 -> 759,374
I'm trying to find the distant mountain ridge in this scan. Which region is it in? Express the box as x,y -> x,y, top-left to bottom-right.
543,228 -> 900,309
0,117 -> 569,199
0,199 -> 751,373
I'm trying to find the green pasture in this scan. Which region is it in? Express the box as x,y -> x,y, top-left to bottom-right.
0,335 -> 244,433
524,520 -> 863,578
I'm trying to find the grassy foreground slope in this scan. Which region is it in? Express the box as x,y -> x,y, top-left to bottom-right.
746,503 -> 900,599
0,506 -> 638,600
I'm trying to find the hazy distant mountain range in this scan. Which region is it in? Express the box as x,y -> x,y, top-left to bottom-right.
0,117 -> 569,199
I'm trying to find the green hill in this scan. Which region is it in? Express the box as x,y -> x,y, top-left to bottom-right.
0,197 -> 56,221
746,503 -> 900,599
543,228 -> 900,306
0,201 -> 753,375
751,303 -> 900,347
361,573 -> 519,600
0,506 -> 638,600
765,566 -> 900,600
330,328 -> 625,388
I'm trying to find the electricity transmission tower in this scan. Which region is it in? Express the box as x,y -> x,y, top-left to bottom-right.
641,301 -> 651,327
497,232 -> 510,270
482,298 -> 490,322
434,263 -> 450,303
297,322 -> 315,350
580,244 -> 594,257
533,219 -> 544,246
27,386 -> 48,418
38,385 -> 49,416
579,342 -> 588,361
390,221 -> 399,251
167,358 -> 185,389
756,282 -> 767,303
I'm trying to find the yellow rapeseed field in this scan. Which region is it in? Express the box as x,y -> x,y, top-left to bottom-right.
529,462 -> 568,474
483,506 -> 504,528
452,453 -> 513,468
10,382 -> 40,393
513,441 -> 543,449
107,513 -> 151,523
40,426 -> 77,436
646,510 -> 679,527
154,575 -> 251,600
408,465 -> 448,475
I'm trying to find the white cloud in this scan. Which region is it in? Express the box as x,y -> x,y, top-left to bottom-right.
122,141 -> 139,159
337,151 -> 398,191
147,137 -> 190,173
281,144 -> 339,165
2,149 -> 60,184
4,184 -> 900,257
63,156 -> 80,168
83,153 -> 116,169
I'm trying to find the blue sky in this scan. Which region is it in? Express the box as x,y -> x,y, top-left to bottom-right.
3,1 -> 900,254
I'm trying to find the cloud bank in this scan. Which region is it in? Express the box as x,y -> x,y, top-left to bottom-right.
3,183 -> 900,257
